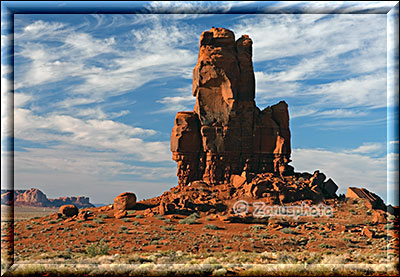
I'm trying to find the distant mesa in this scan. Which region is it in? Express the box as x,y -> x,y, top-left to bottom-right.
1,188 -> 94,209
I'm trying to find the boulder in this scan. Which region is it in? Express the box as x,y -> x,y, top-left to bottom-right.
114,210 -> 127,219
361,227 -> 375,238
113,192 -> 137,211
346,187 -> 386,210
59,204 -> 78,217
322,178 -> 338,198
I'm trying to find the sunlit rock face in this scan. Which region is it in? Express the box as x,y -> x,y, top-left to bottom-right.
171,27 -> 293,186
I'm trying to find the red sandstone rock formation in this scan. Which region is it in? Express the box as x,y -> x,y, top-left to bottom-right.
15,188 -> 50,206
171,27 -> 293,187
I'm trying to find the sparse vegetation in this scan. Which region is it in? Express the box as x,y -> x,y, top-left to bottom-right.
85,240 -> 109,257
280,228 -> 296,234
318,243 -> 335,249
179,213 -> 200,225
161,225 -> 175,231
204,224 -> 219,230
93,218 -> 104,224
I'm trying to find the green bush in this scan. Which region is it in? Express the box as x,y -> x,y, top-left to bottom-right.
161,225 -> 175,231
98,214 -> 110,219
85,240 -> 109,257
250,225 -> 266,231
93,218 -> 104,224
205,224 -> 219,230
318,243 -> 335,249
179,213 -> 200,225
280,228 -> 296,234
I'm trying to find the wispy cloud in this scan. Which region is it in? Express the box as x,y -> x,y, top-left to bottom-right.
292,145 -> 389,201
155,85 -> 196,114
14,16 -> 197,104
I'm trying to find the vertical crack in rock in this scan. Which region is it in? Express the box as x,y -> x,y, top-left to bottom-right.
171,27 -> 293,187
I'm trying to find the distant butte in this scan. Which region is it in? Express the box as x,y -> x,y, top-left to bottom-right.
171,27 -> 293,187
1,188 -> 94,208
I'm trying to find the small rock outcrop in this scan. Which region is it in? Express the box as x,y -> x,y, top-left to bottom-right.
113,192 -> 137,218
59,204 -> 79,217
346,187 -> 386,210
171,27 -> 293,187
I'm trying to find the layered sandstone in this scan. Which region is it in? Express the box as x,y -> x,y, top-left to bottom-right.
171,27 -> 293,186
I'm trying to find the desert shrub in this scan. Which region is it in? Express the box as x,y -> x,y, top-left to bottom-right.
136,214 -> 144,218
132,221 -> 140,226
98,214 -> 110,219
388,215 -> 396,221
120,226 -> 128,231
250,225 -> 266,231
280,228 -> 296,234
179,213 -> 200,225
93,218 -> 104,224
161,225 -> 175,231
257,233 -> 271,239
122,218 -> 130,222
85,240 -> 109,257
154,214 -> 164,220
25,225 -> 33,230
319,243 -> 335,249
277,252 -> 298,264
205,224 -> 219,230
306,253 -> 322,264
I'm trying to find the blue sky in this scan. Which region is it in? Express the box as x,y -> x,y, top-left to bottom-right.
1,2 -> 398,205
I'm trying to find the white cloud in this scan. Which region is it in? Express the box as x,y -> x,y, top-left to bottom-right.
14,107 -> 170,162
234,14 -> 387,115
146,1 -> 234,14
308,73 -> 387,109
345,142 -> 385,155
263,1 -> 396,14
155,94 -> 195,114
14,17 -> 197,103
291,146 -> 389,203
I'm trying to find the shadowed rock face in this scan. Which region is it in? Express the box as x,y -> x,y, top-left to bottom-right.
171,27 -> 293,186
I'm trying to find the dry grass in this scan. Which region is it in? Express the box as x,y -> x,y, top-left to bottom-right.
2,251 -> 398,276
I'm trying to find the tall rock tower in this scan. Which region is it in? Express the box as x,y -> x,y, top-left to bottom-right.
171,27 -> 293,186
